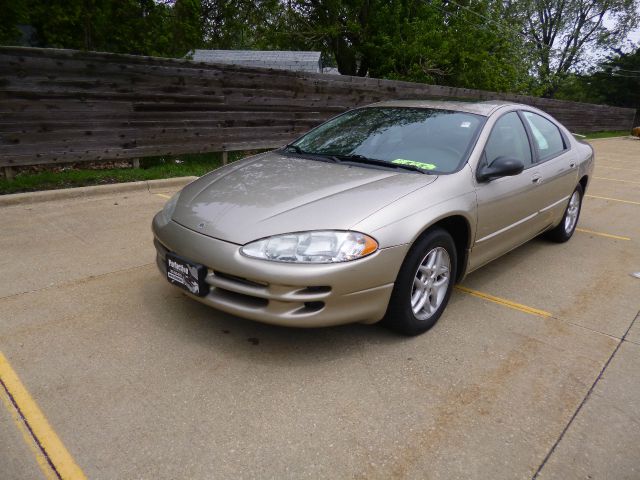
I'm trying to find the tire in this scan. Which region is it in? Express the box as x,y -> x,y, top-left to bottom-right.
383,228 -> 457,336
546,184 -> 583,243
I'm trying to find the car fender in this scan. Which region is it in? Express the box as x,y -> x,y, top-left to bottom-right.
351,170 -> 477,277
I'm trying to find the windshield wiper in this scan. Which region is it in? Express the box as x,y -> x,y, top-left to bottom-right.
283,144 -> 305,154
331,154 -> 431,174
282,148 -> 431,174
282,145 -> 341,164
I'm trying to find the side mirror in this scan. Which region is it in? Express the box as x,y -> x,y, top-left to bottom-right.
477,156 -> 524,182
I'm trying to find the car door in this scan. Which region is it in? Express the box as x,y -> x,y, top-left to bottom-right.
469,111 -> 550,271
520,110 -> 579,225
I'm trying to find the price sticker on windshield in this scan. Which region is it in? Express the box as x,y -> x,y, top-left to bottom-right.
392,159 -> 437,170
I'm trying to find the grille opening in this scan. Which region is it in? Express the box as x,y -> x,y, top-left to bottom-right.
301,301 -> 325,313
213,271 -> 268,288
299,286 -> 331,294
213,287 -> 269,308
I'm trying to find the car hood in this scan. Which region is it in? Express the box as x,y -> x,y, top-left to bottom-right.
172,152 -> 437,244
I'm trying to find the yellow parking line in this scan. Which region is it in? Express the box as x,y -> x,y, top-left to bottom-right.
575,228 -> 631,241
0,352 -> 87,480
593,176 -> 640,185
0,388 -> 57,480
586,194 -> 640,206
455,286 -> 552,318
155,193 -> 171,199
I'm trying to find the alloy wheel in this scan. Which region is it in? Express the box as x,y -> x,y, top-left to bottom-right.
564,191 -> 580,234
411,247 -> 451,321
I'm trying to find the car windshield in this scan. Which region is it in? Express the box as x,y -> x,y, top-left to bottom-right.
289,107 -> 484,174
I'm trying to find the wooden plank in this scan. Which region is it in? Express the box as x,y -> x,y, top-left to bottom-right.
0,125 -> 307,148
0,138 -> 290,167
0,88 -> 227,104
0,132 -> 290,150
0,118 -> 325,134
0,46 -> 634,171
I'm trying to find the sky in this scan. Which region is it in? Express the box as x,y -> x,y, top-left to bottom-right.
604,5 -> 640,50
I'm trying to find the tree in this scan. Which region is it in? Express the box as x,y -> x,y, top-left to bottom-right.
200,0 -> 281,49
171,0 -> 203,57
259,0 -> 533,92
0,0 -> 28,45
507,0 -> 639,96
253,0 -> 370,75
556,47 -> 640,120
9,0 -> 202,57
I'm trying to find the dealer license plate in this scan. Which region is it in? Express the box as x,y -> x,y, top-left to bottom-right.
166,253 -> 208,297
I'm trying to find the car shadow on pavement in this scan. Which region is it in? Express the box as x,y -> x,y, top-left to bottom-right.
140,277 -> 408,367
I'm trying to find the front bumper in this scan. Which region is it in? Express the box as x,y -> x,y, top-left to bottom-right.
152,213 -> 410,327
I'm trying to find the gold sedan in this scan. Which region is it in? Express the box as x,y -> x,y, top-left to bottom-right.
152,101 -> 593,335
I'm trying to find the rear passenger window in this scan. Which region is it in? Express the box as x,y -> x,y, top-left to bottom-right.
522,111 -> 566,160
484,112 -> 532,167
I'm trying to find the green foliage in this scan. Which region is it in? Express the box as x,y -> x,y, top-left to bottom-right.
258,0 -> 532,92
1,0 -> 636,100
15,0 -> 202,57
507,0 -> 639,97
586,48 -> 640,111
172,0 -> 203,56
200,0 -> 281,49
555,47 -> 640,114
0,151 -> 253,195
582,130 -> 630,139
0,0 -> 28,45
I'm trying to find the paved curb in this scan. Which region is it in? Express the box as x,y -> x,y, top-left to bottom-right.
0,176 -> 198,207
587,136 -> 637,142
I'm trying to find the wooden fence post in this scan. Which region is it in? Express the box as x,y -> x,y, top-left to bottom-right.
4,167 -> 14,180
132,159 -> 140,169
222,151 -> 228,166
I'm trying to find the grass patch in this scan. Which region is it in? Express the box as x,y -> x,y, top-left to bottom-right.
0,151 -> 253,195
581,130 -> 630,139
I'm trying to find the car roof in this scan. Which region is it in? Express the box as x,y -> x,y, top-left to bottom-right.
365,99 -> 529,117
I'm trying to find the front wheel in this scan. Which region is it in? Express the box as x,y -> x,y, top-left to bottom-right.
383,228 -> 457,336
546,184 -> 583,243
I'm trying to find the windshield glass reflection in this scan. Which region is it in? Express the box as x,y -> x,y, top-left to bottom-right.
292,107 -> 483,174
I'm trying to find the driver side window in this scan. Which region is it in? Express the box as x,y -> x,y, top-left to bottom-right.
484,112 -> 532,168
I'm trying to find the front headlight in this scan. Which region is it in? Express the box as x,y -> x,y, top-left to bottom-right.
161,192 -> 180,223
241,231 -> 378,263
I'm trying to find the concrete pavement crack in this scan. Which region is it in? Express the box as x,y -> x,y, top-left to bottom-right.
557,318 -> 623,342
0,262 -> 154,302
623,337 -> 640,347
532,310 -> 640,479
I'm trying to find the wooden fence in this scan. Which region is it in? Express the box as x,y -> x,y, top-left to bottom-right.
0,46 -> 636,177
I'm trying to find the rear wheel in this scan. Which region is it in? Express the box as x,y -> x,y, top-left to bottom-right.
384,228 -> 457,336
546,184 -> 583,243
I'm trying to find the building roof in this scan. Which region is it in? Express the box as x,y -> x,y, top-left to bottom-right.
191,50 -> 322,73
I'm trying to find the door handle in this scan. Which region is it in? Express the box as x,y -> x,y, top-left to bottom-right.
531,174 -> 543,184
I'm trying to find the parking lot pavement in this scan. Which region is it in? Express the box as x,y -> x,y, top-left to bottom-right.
0,188 -> 173,299
628,318 -> 640,344
1,137 -> 639,479
538,340 -> 640,480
